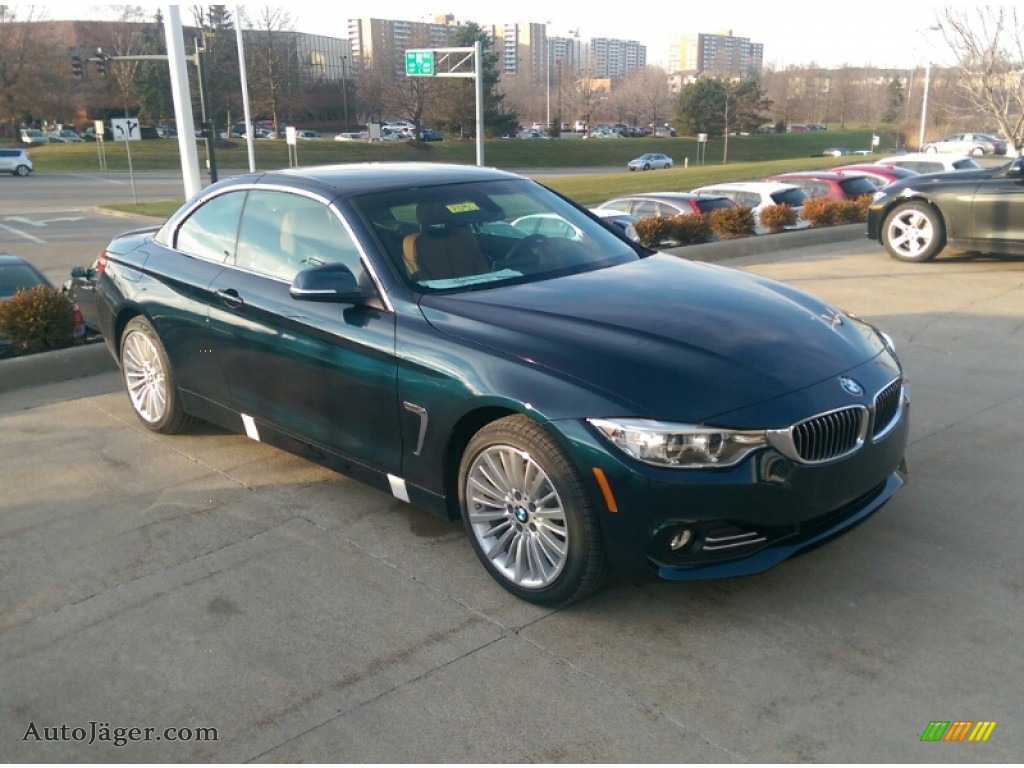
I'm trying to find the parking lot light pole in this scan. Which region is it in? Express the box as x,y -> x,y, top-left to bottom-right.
341,55 -> 349,131
545,22 -> 551,133
917,24 -> 942,151
918,63 -> 932,151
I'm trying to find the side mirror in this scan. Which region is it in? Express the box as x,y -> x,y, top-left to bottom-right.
290,263 -> 366,303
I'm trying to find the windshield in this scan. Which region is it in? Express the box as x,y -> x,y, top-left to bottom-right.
770,188 -> 808,207
838,177 -> 878,196
352,178 -> 639,292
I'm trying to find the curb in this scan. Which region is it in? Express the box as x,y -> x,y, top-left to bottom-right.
0,224 -> 866,394
0,341 -> 117,394
663,222 -> 865,262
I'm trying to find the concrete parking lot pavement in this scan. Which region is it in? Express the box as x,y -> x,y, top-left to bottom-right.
2,233 -> 1022,762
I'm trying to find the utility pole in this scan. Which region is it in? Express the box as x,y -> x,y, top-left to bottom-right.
195,38 -> 218,183
341,55 -> 349,130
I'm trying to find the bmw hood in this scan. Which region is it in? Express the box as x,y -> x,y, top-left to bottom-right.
418,255 -> 888,421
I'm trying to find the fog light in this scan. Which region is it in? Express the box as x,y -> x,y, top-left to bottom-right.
669,529 -> 693,551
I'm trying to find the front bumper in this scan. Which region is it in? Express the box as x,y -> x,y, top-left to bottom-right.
652,462 -> 906,581
553,364 -> 911,583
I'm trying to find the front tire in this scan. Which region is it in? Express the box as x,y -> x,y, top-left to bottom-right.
459,415 -> 606,607
119,316 -> 196,434
882,202 -> 946,262
14,165 -> 30,176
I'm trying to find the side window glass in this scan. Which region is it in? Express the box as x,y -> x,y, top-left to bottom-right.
236,190 -> 364,283
633,201 -> 659,218
175,191 -> 245,263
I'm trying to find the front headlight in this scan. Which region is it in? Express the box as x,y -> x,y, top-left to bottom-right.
588,418 -> 767,469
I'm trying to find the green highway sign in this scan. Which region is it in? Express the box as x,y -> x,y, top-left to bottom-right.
405,50 -> 434,76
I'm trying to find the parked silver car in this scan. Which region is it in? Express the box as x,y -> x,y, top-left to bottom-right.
924,132 -> 1007,156
19,128 -> 49,145
627,153 -> 673,171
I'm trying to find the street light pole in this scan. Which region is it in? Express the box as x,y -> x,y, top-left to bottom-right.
545,22 -> 551,132
341,55 -> 349,130
918,63 -> 932,150
917,25 -> 941,151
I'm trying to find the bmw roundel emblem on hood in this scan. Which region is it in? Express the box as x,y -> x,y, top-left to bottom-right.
840,376 -> 864,396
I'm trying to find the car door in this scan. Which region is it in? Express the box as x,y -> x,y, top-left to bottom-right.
153,189 -> 244,398
206,189 -> 401,472
967,169 -> 1024,250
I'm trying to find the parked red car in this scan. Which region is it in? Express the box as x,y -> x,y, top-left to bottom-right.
830,164 -> 919,190
765,171 -> 878,201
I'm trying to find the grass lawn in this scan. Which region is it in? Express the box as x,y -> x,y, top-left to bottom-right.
15,127 -> 891,214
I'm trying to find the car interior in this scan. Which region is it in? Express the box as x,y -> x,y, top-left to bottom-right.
356,181 -> 637,290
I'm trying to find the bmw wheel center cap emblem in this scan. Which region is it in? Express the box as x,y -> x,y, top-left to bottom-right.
840,376 -> 864,396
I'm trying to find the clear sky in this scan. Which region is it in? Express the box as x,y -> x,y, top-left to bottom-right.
45,1 -> 965,69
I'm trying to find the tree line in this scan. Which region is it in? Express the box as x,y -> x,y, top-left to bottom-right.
2,5 -> 1022,149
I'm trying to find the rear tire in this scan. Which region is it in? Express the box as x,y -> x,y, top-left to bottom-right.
882,202 -> 945,262
119,316 -> 196,434
459,415 -> 606,607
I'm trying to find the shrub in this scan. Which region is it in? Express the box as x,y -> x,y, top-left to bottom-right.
758,203 -> 798,233
708,206 -> 757,239
634,216 -> 672,248
850,194 -> 873,223
801,197 -> 871,227
801,197 -> 839,227
666,213 -> 710,245
0,285 -> 76,356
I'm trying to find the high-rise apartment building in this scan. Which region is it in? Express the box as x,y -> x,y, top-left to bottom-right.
347,16 -> 456,74
588,38 -> 646,79
668,30 -> 763,78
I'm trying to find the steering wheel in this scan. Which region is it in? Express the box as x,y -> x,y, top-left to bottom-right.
503,234 -> 549,268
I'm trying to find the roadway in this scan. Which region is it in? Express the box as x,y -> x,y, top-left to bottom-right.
1,184 -> 1022,760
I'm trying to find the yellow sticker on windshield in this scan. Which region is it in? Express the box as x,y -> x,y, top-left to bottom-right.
446,202 -> 480,214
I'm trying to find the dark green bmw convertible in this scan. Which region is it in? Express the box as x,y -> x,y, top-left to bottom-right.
96,163 -> 909,606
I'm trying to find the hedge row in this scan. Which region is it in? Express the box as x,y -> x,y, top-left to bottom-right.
633,195 -> 872,248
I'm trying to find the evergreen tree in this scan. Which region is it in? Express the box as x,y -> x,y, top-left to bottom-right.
883,77 -> 904,123
433,23 -> 517,138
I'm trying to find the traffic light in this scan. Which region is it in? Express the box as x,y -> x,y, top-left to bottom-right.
71,55 -> 83,78
96,58 -> 107,77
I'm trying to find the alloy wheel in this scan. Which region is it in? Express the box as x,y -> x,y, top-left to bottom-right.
122,329 -> 168,424
464,445 -> 569,590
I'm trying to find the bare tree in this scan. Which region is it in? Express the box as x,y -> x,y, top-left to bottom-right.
239,5 -> 297,133
0,7 -> 69,131
381,26 -> 439,133
608,67 -> 671,129
105,6 -> 148,120
571,69 -> 607,130
939,5 -> 1024,152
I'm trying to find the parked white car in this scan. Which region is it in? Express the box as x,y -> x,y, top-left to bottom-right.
689,181 -> 809,234
0,148 -> 34,176
873,153 -> 981,174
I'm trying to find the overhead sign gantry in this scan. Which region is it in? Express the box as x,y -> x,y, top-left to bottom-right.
405,42 -> 484,166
